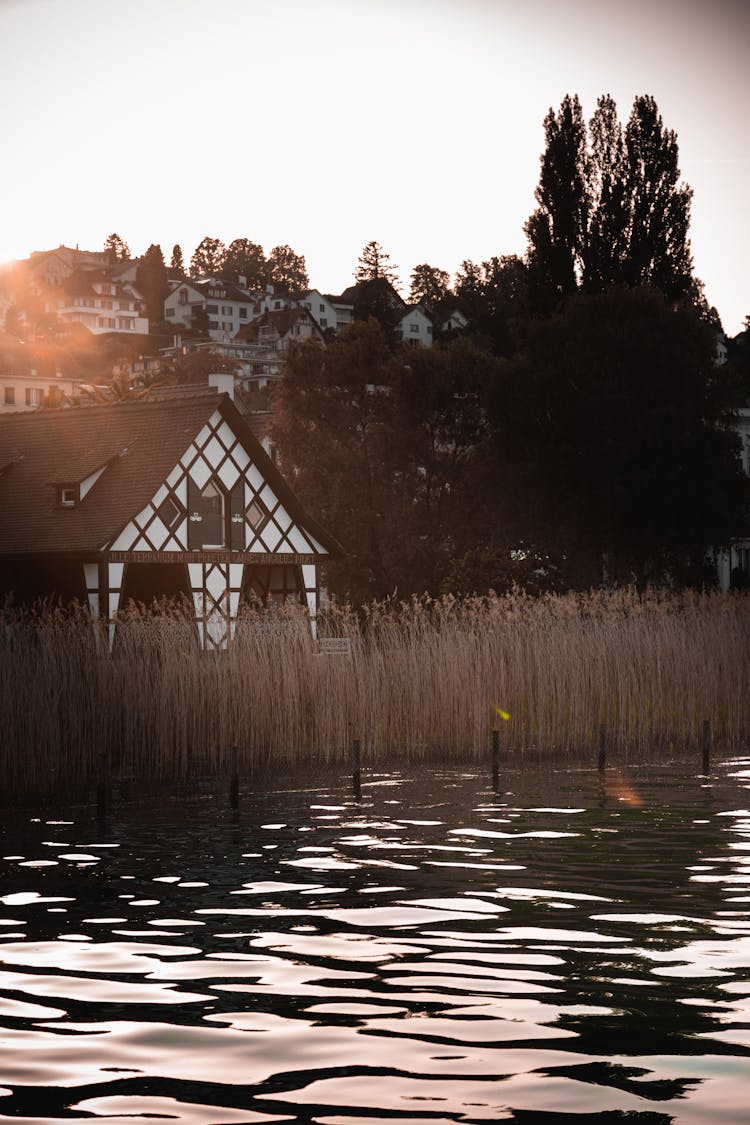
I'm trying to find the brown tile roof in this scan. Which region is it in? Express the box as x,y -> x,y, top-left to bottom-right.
233,307 -> 321,343
0,395 -> 340,557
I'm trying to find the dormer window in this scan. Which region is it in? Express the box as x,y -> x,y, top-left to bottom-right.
60,486 -> 78,507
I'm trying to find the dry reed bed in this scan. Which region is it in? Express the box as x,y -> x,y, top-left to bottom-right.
1,589 -> 748,796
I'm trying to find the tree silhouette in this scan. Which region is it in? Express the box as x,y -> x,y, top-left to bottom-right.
409,264 -> 450,309
103,233 -> 130,263
355,241 -> 399,287
526,94 -> 697,307
136,244 -> 169,325
170,244 -> 185,275
525,95 -> 589,303
222,238 -> 266,288
189,237 -> 226,278
623,94 -> 694,301
267,244 -> 308,295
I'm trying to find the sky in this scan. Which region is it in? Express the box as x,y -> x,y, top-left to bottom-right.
0,0 -> 748,334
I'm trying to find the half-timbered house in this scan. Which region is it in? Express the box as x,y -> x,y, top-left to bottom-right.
0,393 -> 339,648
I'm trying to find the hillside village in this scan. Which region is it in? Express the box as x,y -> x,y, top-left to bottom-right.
0,231 -> 746,603
0,242 -> 468,424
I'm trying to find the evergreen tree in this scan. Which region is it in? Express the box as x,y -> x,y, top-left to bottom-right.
136,244 -> 169,326
355,241 -> 399,287
170,244 -> 185,275
103,232 -> 130,263
189,237 -> 226,278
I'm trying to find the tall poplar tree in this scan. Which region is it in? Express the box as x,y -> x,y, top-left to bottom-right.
136,244 -> 169,325
526,93 -> 697,306
524,95 -> 589,303
623,94 -> 694,301
584,95 -> 629,292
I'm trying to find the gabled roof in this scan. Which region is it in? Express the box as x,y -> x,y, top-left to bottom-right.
336,277 -> 406,309
396,303 -> 433,324
194,280 -> 258,304
233,307 -> 323,343
0,395 -> 340,556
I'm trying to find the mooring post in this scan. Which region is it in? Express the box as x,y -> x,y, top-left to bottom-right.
491,728 -> 500,791
701,719 -> 711,775
598,724 -> 607,772
229,745 -> 239,808
352,738 -> 361,798
96,751 -> 107,812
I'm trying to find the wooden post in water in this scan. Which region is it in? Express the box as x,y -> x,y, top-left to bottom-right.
229,745 -> 239,808
598,724 -> 607,772
96,751 -> 107,812
491,728 -> 500,791
352,738 -> 361,799
701,719 -> 711,775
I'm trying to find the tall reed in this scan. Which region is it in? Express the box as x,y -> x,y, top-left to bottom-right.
1,589 -> 747,797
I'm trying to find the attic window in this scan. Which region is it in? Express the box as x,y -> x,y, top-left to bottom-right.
60,486 -> 78,507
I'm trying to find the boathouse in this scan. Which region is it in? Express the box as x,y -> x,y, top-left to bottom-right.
0,394 -> 339,648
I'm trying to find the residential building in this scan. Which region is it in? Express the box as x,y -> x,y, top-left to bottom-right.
232,308 -> 325,388
393,303 -> 433,347
164,279 -> 258,341
52,270 -> 148,335
0,395 -> 340,648
0,370 -> 83,413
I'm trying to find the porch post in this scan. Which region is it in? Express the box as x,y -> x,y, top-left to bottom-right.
301,563 -> 318,640
188,560 -> 244,651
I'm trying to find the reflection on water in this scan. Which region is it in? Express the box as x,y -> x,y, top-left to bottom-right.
0,758 -> 749,1123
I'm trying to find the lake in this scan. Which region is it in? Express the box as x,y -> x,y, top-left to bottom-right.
0,756 -> 749,1123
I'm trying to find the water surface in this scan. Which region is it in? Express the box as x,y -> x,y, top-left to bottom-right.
1,757 -> 749,1123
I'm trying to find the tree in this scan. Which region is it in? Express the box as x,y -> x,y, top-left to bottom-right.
584,94 -> 629,293
167,348 -> 240,385
266,244 -> 308,295
189,237 -> 226,278
524,94 -> 589,304
623,94 -> 694,301
728,315 -> 750,397
170,244 -> 185,275
136,244 -> 169,326
222,238 -> 266,288
270,320 -> 494,601
409,264 -> 450,309
487,286 -> 748,588
525,93 -> 697,307
103,233 -> 131,263
355,241 -> 399,287
454,255 -> 530,356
